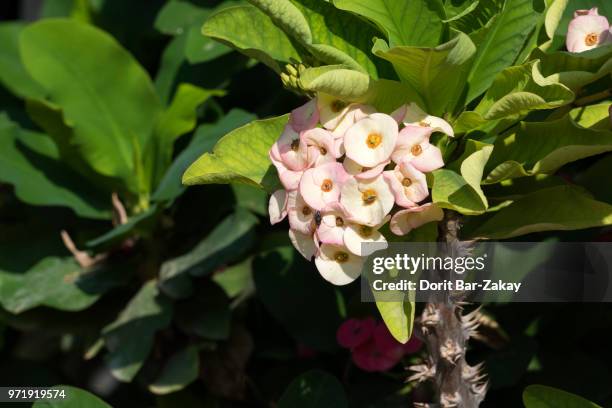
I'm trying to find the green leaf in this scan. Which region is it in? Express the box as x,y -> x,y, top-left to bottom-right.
0,256 -> 127,314
85,204 -> 160,250
575,154 -> 612,205
103,281 -> 173,382
160,210 -> 257,291
183,114 -> 288,192
149,346 -> 200,395
248,0 -> 313,44
175,282 -> 231,340
465,0 -> 543,103
151,83 -> 224,185
185,23 -> 231,64
232,184 -> 268,215
535,45 -> 612,90
253,245 -> 343,351
0,114 -> 110,219
298,66 -> 425,112
20,19 -> 162,196
0,22 -> 45,99
212,257 -> 254,298
203,5 -> 302,73
448,0 -> 504,34
431,168 -> 488,215
332,0 -> 445,47
484,115 -> 612,184
155,35 -> 188,105
474,61 -> 573,121
375,300 -> 415,344
523,385 -> 602,408
569,103 -> 612,130
153,109 -> 256,202
372,33 -> 476,114
469,186 -> 612,239
32,385 -> 111,408
155,0 -> 210,35
278,370 -> 348,408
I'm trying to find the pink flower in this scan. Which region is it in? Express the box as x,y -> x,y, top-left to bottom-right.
344,113 -> 398,167
343,216 -> 390,257
299,162 -> 349,211
270,125 -> 315,190
289,98 -> 319,132
287,190 -> 315,235
383,161 -> 429,208
336,317 -> 376,349
317,202 -> 347,245
331,104 -> 376,140
352,338 -> 400,372
566,7 -> 610,53
390,203 -> 444,235
343,157 -> 389,180
268,189 -> 288,225
303,127 -> 342,166
391,125 -> 444,173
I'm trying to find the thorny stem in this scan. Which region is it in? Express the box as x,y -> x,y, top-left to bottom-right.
409,211 -> 488,408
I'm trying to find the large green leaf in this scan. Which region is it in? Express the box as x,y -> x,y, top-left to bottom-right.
160,210 -> 257,293
248,0 -> 313,44
535,45 -> 612,91
203,5 -> 301,73
569,103 -> 612,130
183,114 -> 288,192
474,61 -> 573,121
0,114 -> 110,219
149,346 -> 200,395
469,186 -> 612,239
151,83 -> 224,185
465,0 -> 543,103
175,281 -> 231,340
153,109 -> 256,202
575,154 -> 612,205
85,204 -> 160,250
278,370 -> 348,408
253,245 -> 344,351
431,157 -> 490,216
20,19 -> 162,196
0,22 -> 44,99
448,0 -> 504,34
0,255 -> 127,314
484,115 -> 612,184
32,385 -> 111,408
155,0 -> 210,35
375,300 -> 415,344
332,0 -> 445,47
523,385 -> 602,408
103,281 -> 173,382
373,33 -> 476,114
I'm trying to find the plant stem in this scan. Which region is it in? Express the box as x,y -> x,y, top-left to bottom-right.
409,211 -> 487,408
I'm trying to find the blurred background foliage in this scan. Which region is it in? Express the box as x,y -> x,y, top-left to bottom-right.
0,1 -> 611,407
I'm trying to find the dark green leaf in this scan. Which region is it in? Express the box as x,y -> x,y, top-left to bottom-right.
278,370 -> 348,408
523,384 -> 602,408
32,385 -> 111,408
149,346 -> 200,395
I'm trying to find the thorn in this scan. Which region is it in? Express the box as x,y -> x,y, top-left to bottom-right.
421,303 -> 440,334
440,338 -> 462,365
462,306 -> 483,339
441,391 -> 461,408
407,360 -> 436,383
61,230 -> 106,268
111,192 -> 128,226
414,403 -> 439,408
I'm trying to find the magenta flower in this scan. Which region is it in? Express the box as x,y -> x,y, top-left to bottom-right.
336,317 -> 376,349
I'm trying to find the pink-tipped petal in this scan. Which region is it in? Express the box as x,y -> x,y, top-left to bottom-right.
289,98 -> 319,132
390,203 -> 444,236
269,189 -> 288,225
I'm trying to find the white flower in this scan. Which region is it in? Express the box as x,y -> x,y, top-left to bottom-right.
268,189 -> 288,225
566,8 -> 611,53
390,203 -> 444,235
316,202 -> 347,246
289,229 -> 318,260
303,127 -> 342,166
315,243 -> 364,285
344,216 -> 389,257
392,102 -> 454,137
383,161 -> 429,208
287,190 -> 315,235
344,113 -> 398,167
317,93 -> 352,130
340,175 -> 394,226
343,157 -> 389,180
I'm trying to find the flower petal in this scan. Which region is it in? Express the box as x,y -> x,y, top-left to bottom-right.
315,243 -> 363,285
344,224 -> 387,256
269,189 -> 288,225
390,203 -> 444,235
289,98 -> 319,131
344,113 -> 398,167
289,229 -> 317,260
340,175 -> 394,226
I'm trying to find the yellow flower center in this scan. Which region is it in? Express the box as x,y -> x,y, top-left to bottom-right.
585,33 -> 599,46
359,225 -> 373,238
411,144 -> 423,156
321,179 -> 334,192
335,217 -> 344,227
302,206 -> 312,216
418,120 -> 430,127
319,146 -> 327,155
361,189 -> 378,205
334,251 -> 349,263
331,99 -> 348,113
402,177 -> 413,187
366,132 -> 382,149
